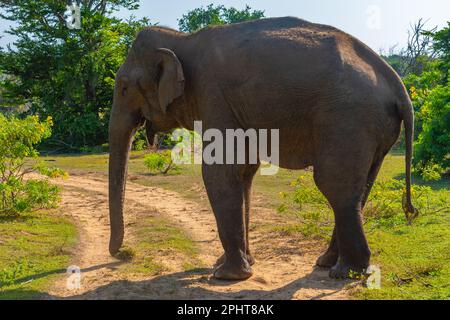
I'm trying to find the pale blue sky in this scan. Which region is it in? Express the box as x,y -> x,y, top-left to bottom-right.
1,0 -> 449,52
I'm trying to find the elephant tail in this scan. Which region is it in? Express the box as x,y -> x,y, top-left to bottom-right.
397,92 -> 419,224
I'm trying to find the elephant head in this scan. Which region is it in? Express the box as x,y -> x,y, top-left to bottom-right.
108,32 -> 186,256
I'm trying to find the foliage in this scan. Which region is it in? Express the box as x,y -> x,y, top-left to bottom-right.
115,246 -> 135,261
381,20 -> 437,77
354,207 -> 450,300
0,211 -> 77,299
178,3 -> 265,33
418,162 -> 446,181
429,22 -> 450,81
278,175 -> 448,239
412,81 -> 449,179
0,114 -> 60,215
132,128 -> 148,151
0,1 -> 150,150
356,188 -> 449,300
400,23 -> 450,179
143,151 -> 178,175
119,214 -> 199,276
33,162 -> 69,179
156,132 -> 178,149
279,166 -> 449,299
402,19 -> 437,76
278,174 -> 333,240
364,180 -> 447,225
385,22 -> 450,180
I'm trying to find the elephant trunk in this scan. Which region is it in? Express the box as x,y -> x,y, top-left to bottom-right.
108,107 -> 139,256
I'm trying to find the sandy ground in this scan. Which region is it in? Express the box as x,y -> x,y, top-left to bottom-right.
45,174 -> 353,300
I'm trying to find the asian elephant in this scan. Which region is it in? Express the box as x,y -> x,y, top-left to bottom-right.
108,17 -> 417,280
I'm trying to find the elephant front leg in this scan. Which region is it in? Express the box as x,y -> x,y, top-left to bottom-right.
214,164 -> 258,268
203,164 -> 253,280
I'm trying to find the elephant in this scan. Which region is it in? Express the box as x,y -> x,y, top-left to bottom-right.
108,17 -> 418,280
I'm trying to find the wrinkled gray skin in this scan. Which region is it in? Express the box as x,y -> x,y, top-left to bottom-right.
109,17 -> 417,280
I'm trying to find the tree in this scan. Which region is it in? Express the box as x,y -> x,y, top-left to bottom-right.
0,1 -> 149,149
413,80 -> 449,180
430,22 -> 450,82
382,20 -> 437,77
403,23 -> 450,179
178,4 -> 264,33
403,19 -> 437,76
0,114 -> 60,215
381,21 -> 449,180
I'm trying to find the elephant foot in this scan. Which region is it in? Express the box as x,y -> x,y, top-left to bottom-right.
329,260 -> 368,279
214,252 -> 255,268
213,258 -> 253,281
316,250 -> 339,268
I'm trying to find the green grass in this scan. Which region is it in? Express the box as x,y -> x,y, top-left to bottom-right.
356,209 -> 450,300
29,152 -> 202,285
275,153 -> 450,300
37,152 -> 113,174
37,151 -> 450,300
0,211 -> 77,299
119,214 -> 200,275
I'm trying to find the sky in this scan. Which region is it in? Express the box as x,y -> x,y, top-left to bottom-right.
1,0 -> 449,52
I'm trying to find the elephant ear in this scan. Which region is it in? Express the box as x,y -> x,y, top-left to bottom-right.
156,48 -> 185,114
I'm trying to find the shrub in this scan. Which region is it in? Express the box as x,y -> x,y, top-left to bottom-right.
401,24 -> 450,180
34,162 -> 68,179
8,180 -> 61,213
277,175 -> 334,240
133,139 -> 147,152
278,175 -> 446,239
143,151 -> 179,175
418,162 -> 446,181
0,114 -> 60,215
412,81 -> 450,179
132,127 -> 148,151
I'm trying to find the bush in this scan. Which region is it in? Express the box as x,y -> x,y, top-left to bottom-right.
278,175 -> 446,239
143,151 -> 179,175
34,162 -> 68,179
412,81 -> 450,179
0,114 -> 61,215
277,175 -> 334,240
132,127 -> 148,151
6,180 -> 61,213
400,23 -> 450,180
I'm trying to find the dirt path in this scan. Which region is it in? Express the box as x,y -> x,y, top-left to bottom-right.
47,174 -> 352,300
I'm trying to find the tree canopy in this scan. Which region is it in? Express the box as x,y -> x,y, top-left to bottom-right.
0,0 -> 149,149
401,23 -> 450,179
178,4 -> 264,33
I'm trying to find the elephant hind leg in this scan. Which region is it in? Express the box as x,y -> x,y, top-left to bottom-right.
361,154 -> 385,209
316,153 -> 384,269
313,145 -> 375,278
